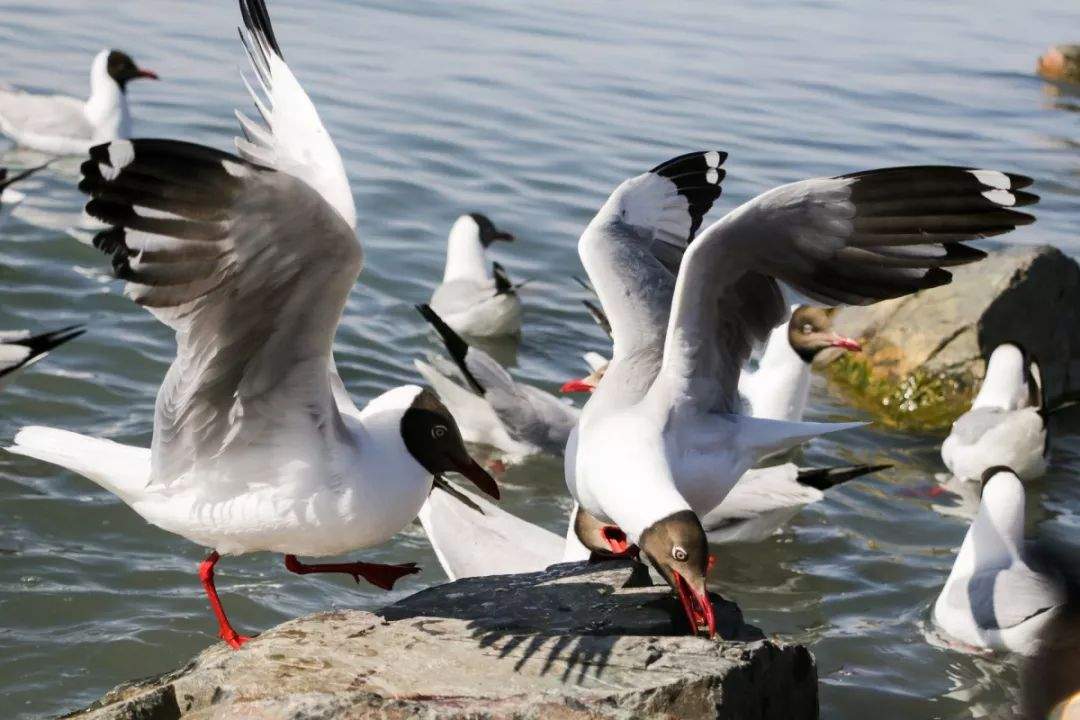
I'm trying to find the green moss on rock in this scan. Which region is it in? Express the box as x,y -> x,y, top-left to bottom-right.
823,353 -> 974,433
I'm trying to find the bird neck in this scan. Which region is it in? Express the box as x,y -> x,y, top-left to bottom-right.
443,220 -> 488,282
85,54 -> 128,137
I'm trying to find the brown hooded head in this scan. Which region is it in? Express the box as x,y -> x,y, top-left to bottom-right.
787,306 -> 861,364
401,389 -> 499,500
640,510 -> 716,637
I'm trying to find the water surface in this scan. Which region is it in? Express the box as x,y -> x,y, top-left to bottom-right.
0,0 -> 1078,717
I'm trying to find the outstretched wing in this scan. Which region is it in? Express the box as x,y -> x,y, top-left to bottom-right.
235,0 -> 356,229
660,166 -> 1037,412
78,1 -> 361,485
578,151 -> 726,361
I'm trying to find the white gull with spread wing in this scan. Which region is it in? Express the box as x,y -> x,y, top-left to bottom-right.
8,0 -> 497,650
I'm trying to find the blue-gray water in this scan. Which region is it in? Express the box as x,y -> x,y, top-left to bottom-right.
1,1 -> 1079,717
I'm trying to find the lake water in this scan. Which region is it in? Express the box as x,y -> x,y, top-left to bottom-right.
1,0 -> 1079,717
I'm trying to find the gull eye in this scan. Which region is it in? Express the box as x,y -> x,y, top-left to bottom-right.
430,425 -> 448,440
802,323 -> 814,334
672,546 -> 688,562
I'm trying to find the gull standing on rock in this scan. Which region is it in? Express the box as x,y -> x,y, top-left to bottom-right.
7,0 -> 497,650
0,50 -> 157,155
430,213 -> 522,337
933,468 -> 1063,655
942,343 -> 1049,482
570,152 -> 1037,636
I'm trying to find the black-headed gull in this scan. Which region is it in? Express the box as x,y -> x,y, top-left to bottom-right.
562,304 -> 862,420
414,304 -> 578,459
0,325 -> 84,390
8,0 -> 497,650
570,152 -> 1037,635
0,50 -> 157,156
0,163 -> 49,227
429,213 -> 522,337
739,305 -> 861,422
933,468 -> 1063,654
942,344 -> 1048,482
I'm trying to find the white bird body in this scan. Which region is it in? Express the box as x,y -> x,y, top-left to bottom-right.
933,469 -> 1063,655
430,214 -> 521,337
12,388 -> 436,557
418,483 -> 567,581
942,344 -> 1048,482
0,49 -> 152,156
738,310 -> 810,422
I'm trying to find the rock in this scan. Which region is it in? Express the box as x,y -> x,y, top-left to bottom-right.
822,245 -> 1080,431
62,561 -> 818,720
1038,44 -> 1080,83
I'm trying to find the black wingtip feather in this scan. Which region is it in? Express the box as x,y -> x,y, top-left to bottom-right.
797,463 -> 892,491
239,0 -> 283,57
650,151 -> 727,241
492,261 -> 516,296
416,304 -> 485,396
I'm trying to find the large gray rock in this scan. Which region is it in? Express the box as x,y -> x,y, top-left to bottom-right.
63,561 -> 818,720
825,245 -> 1080,429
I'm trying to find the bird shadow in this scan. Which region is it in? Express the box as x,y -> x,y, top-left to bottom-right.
377,560 -> 761,684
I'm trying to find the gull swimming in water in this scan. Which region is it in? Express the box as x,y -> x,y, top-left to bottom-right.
0,50 -> 157,155
429,213 -> 522,337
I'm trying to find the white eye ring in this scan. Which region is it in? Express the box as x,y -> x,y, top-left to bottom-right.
802,323 -> 814,334
672,546 -> 687,562
431,425 -> 448,439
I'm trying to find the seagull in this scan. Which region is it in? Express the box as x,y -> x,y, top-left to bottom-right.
0,50 -> 157,156
569,151 -> 1037,636
7,0 -> 498,650
738,304 -> 861,422
933,467 -> 1064,655
420,460 -> 887,583
0,326 -> 84,391
0,163 -> 49,228
413,304 -> 578,459
942,344 -> 1048,482
561,304 -> 862,418
430,213 -> 522,337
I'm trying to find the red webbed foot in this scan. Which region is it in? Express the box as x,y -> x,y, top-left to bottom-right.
284,555 -> 420,591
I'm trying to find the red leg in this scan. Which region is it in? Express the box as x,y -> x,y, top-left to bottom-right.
283,554 -> 420,590
198,551 -> 249,649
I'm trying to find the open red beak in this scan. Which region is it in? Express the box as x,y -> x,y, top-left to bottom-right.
672,570 -> 716,638
600,526 -> 639,559
560,378 -> 593,394
136,68 -> 160,80
449,456 -> 500,500
829,334 -> 861,352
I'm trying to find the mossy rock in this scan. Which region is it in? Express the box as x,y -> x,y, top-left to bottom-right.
823,353 -> 973,433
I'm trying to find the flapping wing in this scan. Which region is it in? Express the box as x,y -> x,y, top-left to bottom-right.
235,0 -> 356,229
578,152 -> 725,359
661,166 -> 1037,412
80,138 -> 360,483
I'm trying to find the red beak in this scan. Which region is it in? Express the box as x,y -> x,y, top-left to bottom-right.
600,526 -> 639,559
829,334 -> 861,352
672,570 -> 716,638
449,456 -> 500,500
136,68 -> 160,80
560,378 -> 593,394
